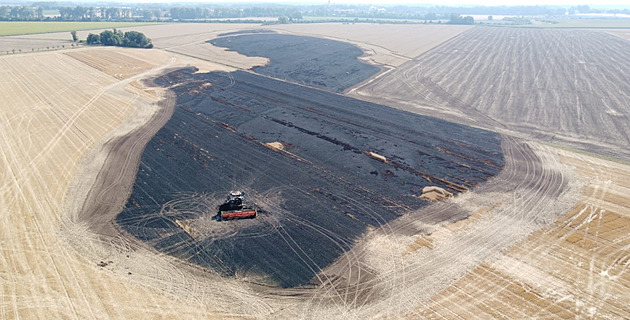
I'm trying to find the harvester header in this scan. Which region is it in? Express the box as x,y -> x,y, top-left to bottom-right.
218,191 -> 257,220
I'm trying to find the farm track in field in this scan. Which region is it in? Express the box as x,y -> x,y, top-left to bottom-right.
406,148 -> 630,319
0,48 -> 219,318
4,24 -> 630,319
292,137 -> 580,318
353,27 -> 630,159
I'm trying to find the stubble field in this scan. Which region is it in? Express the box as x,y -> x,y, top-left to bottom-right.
408,149 -> 630,319
353,27 -> 630,159
270,24 -> 473,67
0,46 -> 257,318
2,22 -> 630,319
351,26 -> 630,319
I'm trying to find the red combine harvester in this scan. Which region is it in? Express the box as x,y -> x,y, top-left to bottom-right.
218,191 -> 257,220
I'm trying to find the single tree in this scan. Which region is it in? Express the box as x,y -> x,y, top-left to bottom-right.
70,30 -> 78,42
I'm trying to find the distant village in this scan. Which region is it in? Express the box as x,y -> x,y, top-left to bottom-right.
1,3 -> 629,24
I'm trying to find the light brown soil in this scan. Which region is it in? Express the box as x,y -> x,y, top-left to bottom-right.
65,47 -> 164,79
408,150 -> 630,319
296,138 -> 582,319
4,23 -> 630,320
419,186 -> 454,202
271,24 -> 472,67
352,27 -> 630,159
0,47 -> 260,319
130,23 -> 269,69
607,29 -> 630,41
264,141 -> 285,151
1,23 -> 268,69
0,36 -> 73,53
365,151 -> 387,163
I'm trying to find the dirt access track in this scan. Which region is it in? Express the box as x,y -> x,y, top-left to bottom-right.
2,23 -> 630,319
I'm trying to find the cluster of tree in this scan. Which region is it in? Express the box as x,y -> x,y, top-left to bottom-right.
448,14 -> 474,25
2,3 -> 630,22
169,7 -> 211,20
57,6 -> 136,21
303,4 -> 630,20
86,29 -> 153,48
169,6 -> 302,21
0,6 -> 43,20
502,17 -> 533,24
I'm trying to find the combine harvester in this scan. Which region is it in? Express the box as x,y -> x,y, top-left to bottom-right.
218,191 -> 257,220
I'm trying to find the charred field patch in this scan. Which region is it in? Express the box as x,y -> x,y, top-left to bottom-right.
209,33 -> 380,92
116,68 -> 503,288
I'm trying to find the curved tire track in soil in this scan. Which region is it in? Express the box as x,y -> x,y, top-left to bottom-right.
113,68 -> 503,289
353,27 -> 630,160
299,136 -> 578,318
65,32 -> 578,317
76,79 -> 176,238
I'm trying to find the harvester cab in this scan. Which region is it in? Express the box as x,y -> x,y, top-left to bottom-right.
218,191 -> 257,220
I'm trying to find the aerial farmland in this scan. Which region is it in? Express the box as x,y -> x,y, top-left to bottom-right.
1,6 -> 630,320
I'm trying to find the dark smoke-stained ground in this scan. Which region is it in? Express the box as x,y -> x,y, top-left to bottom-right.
209,33 -> 380,92
117,69 -> 503,288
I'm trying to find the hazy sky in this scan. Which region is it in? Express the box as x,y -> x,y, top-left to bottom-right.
143,0 -> 628,7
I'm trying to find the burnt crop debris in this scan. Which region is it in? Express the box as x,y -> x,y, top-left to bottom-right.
117,68 -> 504,288
209,33 -> 380,93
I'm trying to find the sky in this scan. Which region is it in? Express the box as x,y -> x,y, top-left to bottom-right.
138,0 -> 629,7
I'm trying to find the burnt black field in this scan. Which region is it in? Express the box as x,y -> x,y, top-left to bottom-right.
117,68 -> 504,288
209,33 -> 380,92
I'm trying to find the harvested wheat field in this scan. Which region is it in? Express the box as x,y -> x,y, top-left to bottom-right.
271,24 -> 472,67
408,150 -> 630,319
0,47 -> 253,318
353,27 -> 630,159
2,22 -> 630,320
608,29 -> 630,41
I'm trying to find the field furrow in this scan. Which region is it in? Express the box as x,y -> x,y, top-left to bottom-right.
353,27 -> 630,158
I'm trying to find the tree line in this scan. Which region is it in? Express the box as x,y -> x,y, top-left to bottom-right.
1,4 -> 629,22
86,29 -> 153,48
0,6 -> 43,20
448,14 -> 475,25
169,7 -> 302,20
